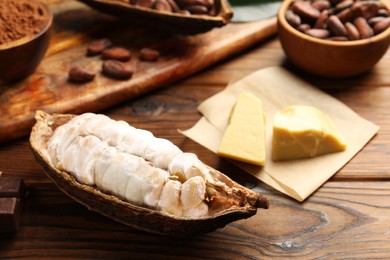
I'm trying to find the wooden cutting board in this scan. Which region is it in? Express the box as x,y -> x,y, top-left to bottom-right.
0,1 -> 277,143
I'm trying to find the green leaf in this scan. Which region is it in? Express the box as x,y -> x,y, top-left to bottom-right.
229,0 -> 282,22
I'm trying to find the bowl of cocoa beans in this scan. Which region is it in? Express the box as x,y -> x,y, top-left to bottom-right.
278,0 -> 390,78
0,0 -> 53,83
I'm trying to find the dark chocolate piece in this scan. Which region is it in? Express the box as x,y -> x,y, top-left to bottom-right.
0,198 -> 21,233
0,176 -> 25,198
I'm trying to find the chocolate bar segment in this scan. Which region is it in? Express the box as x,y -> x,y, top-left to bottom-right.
0,198 -> 21,233
0,176 -> 25,198
0,176 -> 25,233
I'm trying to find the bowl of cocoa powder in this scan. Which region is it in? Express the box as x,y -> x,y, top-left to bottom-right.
0,0 -> 53,83
277,0 -> 390,78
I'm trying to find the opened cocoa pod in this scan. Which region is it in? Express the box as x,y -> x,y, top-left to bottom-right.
30,111 -> 269,237
77,0 -> 233,34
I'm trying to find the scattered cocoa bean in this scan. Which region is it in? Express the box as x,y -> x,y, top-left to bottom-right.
68,65 -> 96,83
102,60 -> 133,79
87,38 -> 112,56
139,48 -> 160,61
102,47 -> 131,61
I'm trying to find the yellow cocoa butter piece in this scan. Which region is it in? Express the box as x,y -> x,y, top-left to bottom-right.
272,105 -> 347,161
217,93 -> 266,166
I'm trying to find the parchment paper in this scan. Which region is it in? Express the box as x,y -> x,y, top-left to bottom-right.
181,66 -> 379,201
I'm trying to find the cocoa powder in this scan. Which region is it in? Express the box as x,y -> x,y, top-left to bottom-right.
0,0 -> 49,45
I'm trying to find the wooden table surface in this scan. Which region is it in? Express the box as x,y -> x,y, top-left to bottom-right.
1,5 -> 390,259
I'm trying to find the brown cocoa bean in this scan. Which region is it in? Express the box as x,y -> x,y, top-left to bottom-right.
354,16 -> 374,38
134,0 -> 156,8
297,23 -> 311,32
327,15 -> 347,36
175,0 -> 212,7
368,16 -> 386,26
334,0 -> 354,12
286,10 -> 301,28
373,16 -> 390,34
305,28 -> 330,38
378,8 -> 389,17
345,22 -> 360,40
351,1 -> 379,20
102,47 -> 131,61
314,10 -> 330,28
68,66 -> 95,83
139,48 -> 160,61
102,60 -> 133,80
292,1 -> 321,21
336,8 -> 355,23
87,38 -> 112,56
182,5 -> 209,14
167,0 -> 181,12
311,0 -> 331,11
155,0 -> 172,11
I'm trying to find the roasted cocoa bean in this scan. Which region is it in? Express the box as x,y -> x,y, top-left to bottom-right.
292,1 -> 321,21
311,0 -> 331,11
374,16 -> 390,34
182,5 -> 209,14
139,48 -> 160,61
297,23 -> 312,32
314,10 -> 330,28
327,15 -> 347,36
87,38 -> 112,56
286,10 -> 301,28
305,28 -> 330,38
354,16 -> 374,38
134,0 -> 156,8
345,22 -> 360,40
102,47 -> 131,61
68,66 -> 95,83
102,60 -> 133,80
155,0 -> 172,12
328,36 -> 349,41
286,0 -> 390,41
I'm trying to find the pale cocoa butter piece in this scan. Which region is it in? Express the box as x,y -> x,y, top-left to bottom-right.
272,105 -> 347,161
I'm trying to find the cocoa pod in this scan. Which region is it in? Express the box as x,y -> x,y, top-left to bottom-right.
102,60 -> 133,79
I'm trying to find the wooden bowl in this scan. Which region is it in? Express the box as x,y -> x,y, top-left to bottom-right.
277,0 -> 390,78
0,1 -> 52,83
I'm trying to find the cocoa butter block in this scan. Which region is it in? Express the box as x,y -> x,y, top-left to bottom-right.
0,176 -> 25,198
0,198 -> 21,233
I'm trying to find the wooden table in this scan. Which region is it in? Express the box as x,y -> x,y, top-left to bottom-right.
1,4 -> 390,260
